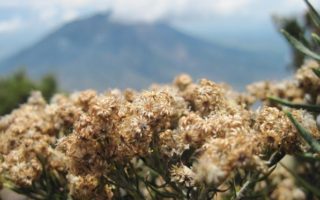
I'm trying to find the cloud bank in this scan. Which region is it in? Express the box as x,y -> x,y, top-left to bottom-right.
0,0 -> 317,34
0,18 -> 22,33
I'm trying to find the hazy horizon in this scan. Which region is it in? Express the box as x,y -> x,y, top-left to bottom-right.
0,0 -> 313,60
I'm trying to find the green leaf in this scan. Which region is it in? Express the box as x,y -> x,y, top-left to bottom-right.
296,152 -> 320,161
304,0 -> 320,27
281,163 -> 320,197
312,68 -> 320,78
269,96 -> 320,112
286,111 -> 320,153
281,30 -> 320,60
311,33 -> 320,46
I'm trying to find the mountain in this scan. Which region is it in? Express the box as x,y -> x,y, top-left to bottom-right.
0,13 -> 290,91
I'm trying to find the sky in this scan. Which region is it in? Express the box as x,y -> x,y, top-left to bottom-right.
0,0 -> 318,59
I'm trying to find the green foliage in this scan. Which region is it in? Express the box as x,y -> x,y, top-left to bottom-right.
274,0 -> 320,69
271,1 -> 320,198
281,163 -> 320,198
270,84 -> 320,198
281,30 -> 320,60
39,75 -> 57,101
286,111 -> 320,153
269,96 -> 320,113
0,70 -> 57,115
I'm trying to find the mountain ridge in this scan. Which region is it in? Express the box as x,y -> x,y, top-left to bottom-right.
0,13 -> 288,91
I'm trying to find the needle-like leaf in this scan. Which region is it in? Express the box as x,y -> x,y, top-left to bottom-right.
269,96 -> 320,113
311,33 -> 320,46
281,30 -> 320,60
304,0 -> 320,27
312,68 -> 320,78
281,163 -> 320,197
286,111 -> 320,153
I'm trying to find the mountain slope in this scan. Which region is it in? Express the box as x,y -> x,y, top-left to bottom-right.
0,13 -> 288,91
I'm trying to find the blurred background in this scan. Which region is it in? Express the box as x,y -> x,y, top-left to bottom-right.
0,0 -> 318,115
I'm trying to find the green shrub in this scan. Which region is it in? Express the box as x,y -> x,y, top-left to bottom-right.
0,70 -> 57,115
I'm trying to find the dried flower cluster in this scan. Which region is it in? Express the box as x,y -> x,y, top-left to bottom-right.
0,69 -> 319,199
247,61 -> 320,105
0,92 -> 66,187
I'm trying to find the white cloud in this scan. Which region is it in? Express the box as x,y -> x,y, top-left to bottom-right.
0,18 -> 23,33
210,0 -> 251,15
0,0 -> 267,20
39,7 -> 57,23
62,10 -> 79,22
0,0 -> 313,25
0,0 -> 92,10
103,0 -> 252,22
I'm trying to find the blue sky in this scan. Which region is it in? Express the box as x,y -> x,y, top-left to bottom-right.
0,0 -> 317,59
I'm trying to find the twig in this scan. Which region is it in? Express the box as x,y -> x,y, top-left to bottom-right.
233,151 -> 285,200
